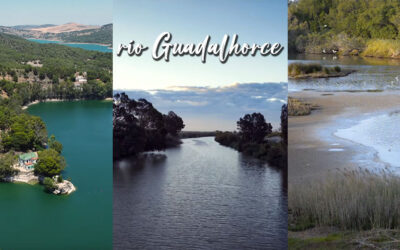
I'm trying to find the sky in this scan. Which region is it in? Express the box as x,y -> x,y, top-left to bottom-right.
0,0 -> 112,26
124,83 -> 287,131
114,0 -> 288,90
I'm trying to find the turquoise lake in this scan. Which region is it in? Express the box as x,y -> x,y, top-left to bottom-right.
27,38 -> 112,53
0,100 -> 112,249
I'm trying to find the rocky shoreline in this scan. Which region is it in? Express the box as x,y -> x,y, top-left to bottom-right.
1,167 -> 76,195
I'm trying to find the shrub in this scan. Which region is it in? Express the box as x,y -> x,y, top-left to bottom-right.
43,177 -> 56,193
57,175 -> 63,183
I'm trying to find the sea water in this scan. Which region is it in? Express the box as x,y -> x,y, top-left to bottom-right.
335,111 -> 400,168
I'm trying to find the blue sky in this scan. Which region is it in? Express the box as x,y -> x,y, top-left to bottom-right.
122,83 -> 287,131
0,0 -> 112,26
114,0 -> 288,89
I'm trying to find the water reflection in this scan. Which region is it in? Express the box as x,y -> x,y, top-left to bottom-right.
113,137 -> 287,250
289,54 -> 400,91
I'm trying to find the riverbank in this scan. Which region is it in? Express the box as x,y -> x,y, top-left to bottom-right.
289,90 -> 400,183
289,90 -> 400,248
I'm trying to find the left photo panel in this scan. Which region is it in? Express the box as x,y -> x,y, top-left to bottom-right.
0,1 -> 113,249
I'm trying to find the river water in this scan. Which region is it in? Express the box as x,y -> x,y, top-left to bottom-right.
289,54 -> 400,91
289,54 -> 400,171
114,137 -> 287,250
0,100 -> 112,249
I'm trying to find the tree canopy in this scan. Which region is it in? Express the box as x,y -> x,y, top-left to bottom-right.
113,93 -> 185,160
289,0 -> 400,54
35,149 -> 66,177
237,113 -> 272,143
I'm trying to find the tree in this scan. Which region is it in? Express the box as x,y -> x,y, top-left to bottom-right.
163,111 -> 185,136
43,177 -> 56,193
35,149 -> 66,177
0,152 -> 17,178
237,113 -> 272,143
113,93 -> 184,160
48,135 -> 63,153
281,104 -> 288,145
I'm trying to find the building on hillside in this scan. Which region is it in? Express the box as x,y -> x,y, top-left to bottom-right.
74,72 -> 87,89
19,152 -> 38,170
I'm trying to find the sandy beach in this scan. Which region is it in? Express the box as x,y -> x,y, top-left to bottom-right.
289,90 -> 400,183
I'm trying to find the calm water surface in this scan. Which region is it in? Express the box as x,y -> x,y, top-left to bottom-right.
289,54 -> 400,91
114,137 -> 287,250
0,100 -> 112,249
28,38 -> 112,53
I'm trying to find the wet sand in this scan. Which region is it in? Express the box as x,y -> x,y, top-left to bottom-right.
289,90 -> 400,183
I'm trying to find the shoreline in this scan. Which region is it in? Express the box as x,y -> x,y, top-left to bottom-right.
289,90 -> 400,182
22,97 -> 112,110
290,52 -> 400,61
26,38 -> 111,47
2,169 -> 76,195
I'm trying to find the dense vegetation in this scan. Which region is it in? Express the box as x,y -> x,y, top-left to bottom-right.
289,0 -> 400,57
215,105 -> 288,168
289,170 -> 400,231
289,63 -> 347,78
0,32 -> 110,190
288,97 -> 319,116
35,148 -> 66,177
113,93 -> 185,160
0,153 -> 17,178
0,33 -> 112,102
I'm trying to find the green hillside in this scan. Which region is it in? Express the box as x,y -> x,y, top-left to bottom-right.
289,0 -> 400,57
0,32 -> 112,103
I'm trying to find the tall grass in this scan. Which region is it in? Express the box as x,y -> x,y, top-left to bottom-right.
362,39 -> 400,58
289,169 -> 400,230
289,63 -> 341,77
288,97 -> 318,116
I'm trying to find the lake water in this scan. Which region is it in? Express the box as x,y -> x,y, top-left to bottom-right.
0,101 -> 112,249
289,54 -> 400,91
27,38 -> 112,53
114,137 -> 287,249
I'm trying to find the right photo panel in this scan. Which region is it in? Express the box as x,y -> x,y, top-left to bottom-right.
288,0 -> 400,249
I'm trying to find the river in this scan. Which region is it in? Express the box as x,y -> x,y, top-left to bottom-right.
113,137 -> 287,250
0,100 -> 112,249
289,54 -> 400,91
289,54 -> 400,172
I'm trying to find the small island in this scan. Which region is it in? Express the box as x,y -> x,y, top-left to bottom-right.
0,135 -> 76,195
289,63 -> 354,79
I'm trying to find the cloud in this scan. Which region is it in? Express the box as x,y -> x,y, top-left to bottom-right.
115,83 -> 287,131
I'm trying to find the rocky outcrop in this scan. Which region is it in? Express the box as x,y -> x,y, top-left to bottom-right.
2,167 -> 76,195
2,169 -> 38,184
53,180 -> 76,195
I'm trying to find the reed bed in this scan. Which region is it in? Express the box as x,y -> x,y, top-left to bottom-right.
288,97 -> 318,116
362,39 -> 400,58
289,169 -> 400,231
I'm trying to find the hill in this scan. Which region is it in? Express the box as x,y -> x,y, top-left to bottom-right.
0,32 -> 112,103
289,0 -> 400,57
12,24 -> 56,30
0,23 -> 112,45
30,22 -> 99,33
